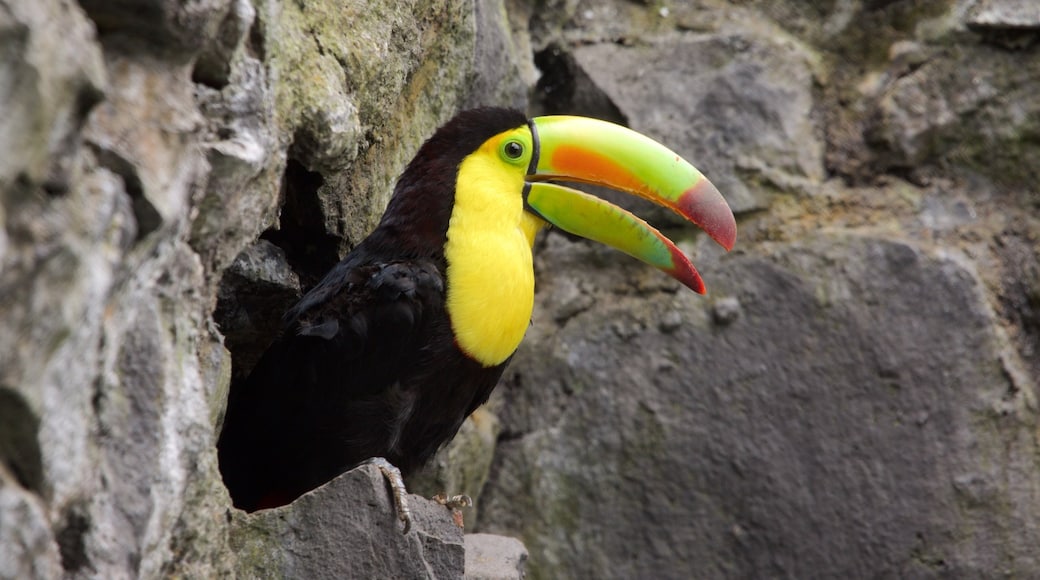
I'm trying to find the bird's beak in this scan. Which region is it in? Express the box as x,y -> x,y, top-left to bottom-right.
525,116 -> 736,294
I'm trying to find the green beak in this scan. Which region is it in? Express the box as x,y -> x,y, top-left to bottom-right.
525,116 -> 736,294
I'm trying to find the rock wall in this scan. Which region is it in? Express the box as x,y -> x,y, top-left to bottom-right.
1,0 -> 1037,578
0,0 -> 524,577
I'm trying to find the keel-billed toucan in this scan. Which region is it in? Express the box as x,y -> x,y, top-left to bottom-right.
217,108 -> 736,525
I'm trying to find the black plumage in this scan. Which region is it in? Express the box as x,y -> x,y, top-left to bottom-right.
217,108 -> 527,511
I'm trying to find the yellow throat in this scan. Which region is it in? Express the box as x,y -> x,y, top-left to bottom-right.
443,130 -> 545,367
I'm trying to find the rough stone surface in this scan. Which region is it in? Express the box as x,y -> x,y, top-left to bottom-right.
0,0 -> 106,198
464,0 -> 529,111
78,0 -> 233,60
214,239 -> 301,378
569,27 -> 822,215
0,0 -> 524,577
464,533 -> 527,580
865,45 -> 1040,181
482,234 -> 1039,579
267,0 -> 478,256
968,0 -> 1040,30
231,465 -> 466,579
0,467 -> 61,580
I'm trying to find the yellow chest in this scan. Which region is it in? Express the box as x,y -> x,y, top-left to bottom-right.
443,156 -> 544,367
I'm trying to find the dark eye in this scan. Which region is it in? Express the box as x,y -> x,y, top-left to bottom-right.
504,140 -> 524,159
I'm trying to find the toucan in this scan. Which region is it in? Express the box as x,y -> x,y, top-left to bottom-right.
217,107 -> 736,529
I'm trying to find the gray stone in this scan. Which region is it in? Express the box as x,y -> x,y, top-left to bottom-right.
564,27 -> 823,216
866,46 -> 1040,182
1,3 -> 226,577
0,0 -> 106,197
214,239 -> 301,377
0,0 -> 522,577
993,227 -> 1040,383
231,464 -> 466,579
268,0 -> 479,251
464,533 -> 528,580
193,0 -> 256,88
0,467 -> 61,580
967,0 -> 1040,30
481,234 -> 1040,578
77,0 -> 233,59
528,0 -> 677,49
464,0 -> 529,110
192,52 -> 282,274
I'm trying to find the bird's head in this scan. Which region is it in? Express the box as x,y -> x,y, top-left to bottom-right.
377,107 -> 737,366
405,108 -> 735,290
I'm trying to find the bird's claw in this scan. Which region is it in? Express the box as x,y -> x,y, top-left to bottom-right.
433,493 -> 472,510
365,457 -> 412,534
433,493 -> 472,528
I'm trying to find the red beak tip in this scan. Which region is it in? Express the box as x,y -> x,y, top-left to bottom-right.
675,272 -> 707,294
680,179 -> 737,252
668,247 -> 707,294
713,218 -> 737,252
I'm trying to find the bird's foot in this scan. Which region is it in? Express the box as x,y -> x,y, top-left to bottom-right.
363,457 -> 412,534
433,493 -> 472,528
433,493 -> 472,510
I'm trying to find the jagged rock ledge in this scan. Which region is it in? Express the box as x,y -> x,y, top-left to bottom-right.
229,465 -> 525,579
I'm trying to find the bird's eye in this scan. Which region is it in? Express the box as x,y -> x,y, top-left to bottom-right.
503,140 -> 524,160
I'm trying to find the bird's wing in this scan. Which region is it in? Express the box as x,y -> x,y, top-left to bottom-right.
217,255 -> 447,509
288,258 -> 444,361
237,254 -> 448,409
